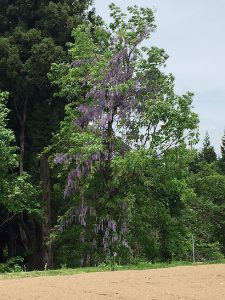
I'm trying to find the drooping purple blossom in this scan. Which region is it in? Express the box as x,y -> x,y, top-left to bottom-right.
74,47 -> 136,133
78,203 -> 88,226
54,153 -> 69,165
94,221 -> 105,234
103,230 -> 109,250
58,203 -> 95,231
62,46 -> 140,199
63,151 -> 101,199
71,59 -> 87,67
91,152 -> 101,162
122,239 -> 130,249
112,233 -> 119,243
121,223 -> 128,235
71,57 -> 98,68
57,45 -> 139,256
108,219 -> 117,232
54,153 -> 83,165
78,103 -> 90,114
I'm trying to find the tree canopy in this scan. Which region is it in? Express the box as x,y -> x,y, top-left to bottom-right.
0,3 -> 224,271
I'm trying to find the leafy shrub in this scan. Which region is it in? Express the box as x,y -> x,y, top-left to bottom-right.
195,242 -> 224,261
0,256 -> 24,273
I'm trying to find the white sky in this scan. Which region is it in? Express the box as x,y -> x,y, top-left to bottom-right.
93,0 -> 225,153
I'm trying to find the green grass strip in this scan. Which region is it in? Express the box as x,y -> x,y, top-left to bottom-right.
0,260 -> 225,280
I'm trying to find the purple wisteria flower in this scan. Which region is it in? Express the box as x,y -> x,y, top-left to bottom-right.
108,219 -> 117,232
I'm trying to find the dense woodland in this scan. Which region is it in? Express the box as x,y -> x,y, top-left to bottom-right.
0,1 -> 225,271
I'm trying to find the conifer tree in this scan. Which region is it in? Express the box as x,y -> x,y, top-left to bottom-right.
0,0 -> 94,269
200,132 -> 217,163
0,0 -> 93,173
218,131 -> 225,173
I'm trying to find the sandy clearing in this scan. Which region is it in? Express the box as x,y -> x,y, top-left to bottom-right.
0,264 -> 225,300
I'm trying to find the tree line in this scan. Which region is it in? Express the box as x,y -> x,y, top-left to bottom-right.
0,1 -> 224,271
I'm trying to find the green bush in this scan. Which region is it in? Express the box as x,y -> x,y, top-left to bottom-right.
195,242 -> 224,261
0,256 -> 24,273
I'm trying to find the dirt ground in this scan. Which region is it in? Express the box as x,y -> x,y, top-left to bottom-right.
0,264 -> 225,300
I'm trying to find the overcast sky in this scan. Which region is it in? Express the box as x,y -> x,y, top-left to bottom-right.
93,0 -> 225,153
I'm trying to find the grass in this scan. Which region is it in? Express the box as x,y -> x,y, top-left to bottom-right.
0,259 -> 225,280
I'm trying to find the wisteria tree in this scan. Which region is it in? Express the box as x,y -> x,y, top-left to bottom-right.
49,4 -> 199,265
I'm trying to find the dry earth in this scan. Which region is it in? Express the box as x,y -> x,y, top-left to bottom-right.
0,264 -> 225,300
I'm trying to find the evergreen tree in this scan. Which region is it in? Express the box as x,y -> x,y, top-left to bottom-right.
218,131 -> 225,173
199,132 -> 217,164
0,0 -> 93,174
0,0 -> 94,269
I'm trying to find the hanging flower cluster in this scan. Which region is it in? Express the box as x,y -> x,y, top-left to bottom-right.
55,42 -> 141,259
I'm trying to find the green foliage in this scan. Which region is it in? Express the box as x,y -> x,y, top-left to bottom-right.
0,256 -> 24,273
0,91 -> 40,214
2,260 -> 225,279
186,142 -> 225,260
1,2 -> 225,271
3,173 -> 40,214
0,91 -> 17,166
110,147 -> 194,262
53,226 -> 85,268
0,0 -> 95,173
218,131 -> 225,173
195,242 -> 224,261
199,132 -> 217,164
47,4 -> 203,266
0,0 -> 95,270
0,90 -> 18,205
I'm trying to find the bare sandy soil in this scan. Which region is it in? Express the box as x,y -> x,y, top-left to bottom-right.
0,264 -> 225,300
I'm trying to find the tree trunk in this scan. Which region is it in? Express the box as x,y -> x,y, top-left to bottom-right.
19,123 -> 25,175
19,98 -> 27,175
8,226 -> 17,258
40,154 -> 53,269
0,233 -> 6,262
28,218 -> 42,270
10,97 -> 29,263
18,217 -> 29,252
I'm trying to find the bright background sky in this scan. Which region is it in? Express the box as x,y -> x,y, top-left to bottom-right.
93,0 -> 225,154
